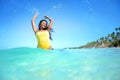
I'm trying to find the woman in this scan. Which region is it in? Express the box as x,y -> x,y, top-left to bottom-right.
31,13 -> 53,49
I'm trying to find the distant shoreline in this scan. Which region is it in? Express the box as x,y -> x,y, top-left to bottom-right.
65,45 -> 120,49
67,27 -> 120,49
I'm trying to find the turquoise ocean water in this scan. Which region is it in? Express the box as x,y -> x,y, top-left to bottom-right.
0,47 -> 120,80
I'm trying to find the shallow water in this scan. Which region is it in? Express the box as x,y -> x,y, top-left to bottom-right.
0,47 -> 120,80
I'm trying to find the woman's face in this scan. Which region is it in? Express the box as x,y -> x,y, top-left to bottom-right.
40,21 -> 47,29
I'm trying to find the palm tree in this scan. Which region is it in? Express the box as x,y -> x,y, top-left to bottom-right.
111,32 -> 115,40
115,27 -> 118,31
118,27 -> 120,31
116,32 -> 120,39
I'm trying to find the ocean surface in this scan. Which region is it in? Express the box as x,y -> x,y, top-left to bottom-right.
0,47 -> 120,80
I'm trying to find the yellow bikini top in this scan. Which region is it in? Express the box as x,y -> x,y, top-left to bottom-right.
36,31 -> 51,49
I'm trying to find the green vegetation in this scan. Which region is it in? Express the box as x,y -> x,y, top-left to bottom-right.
68,27 -> 120,49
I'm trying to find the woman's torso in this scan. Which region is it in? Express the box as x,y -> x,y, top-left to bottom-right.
36,30 -> 51,49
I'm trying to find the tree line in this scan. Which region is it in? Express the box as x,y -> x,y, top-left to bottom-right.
81,27 -> 120,48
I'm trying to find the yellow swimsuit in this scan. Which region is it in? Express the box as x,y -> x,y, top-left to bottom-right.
36,31 -> 51,49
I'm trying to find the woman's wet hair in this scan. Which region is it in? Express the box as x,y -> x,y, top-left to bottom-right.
38,19 -> 48,30
38,19 -> 53,40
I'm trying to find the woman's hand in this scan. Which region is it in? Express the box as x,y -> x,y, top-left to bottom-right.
32,13 -> 38,20
44,16 -> 49,19
44,16 -> 52,21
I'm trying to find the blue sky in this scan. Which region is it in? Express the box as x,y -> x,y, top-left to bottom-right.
0,0 -> 120,49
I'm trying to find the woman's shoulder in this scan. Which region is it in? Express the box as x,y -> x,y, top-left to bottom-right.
35,30 -> 40,34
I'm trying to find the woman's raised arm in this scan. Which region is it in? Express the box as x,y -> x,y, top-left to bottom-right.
44,16 -> 53,31
31,14 -> 39,33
